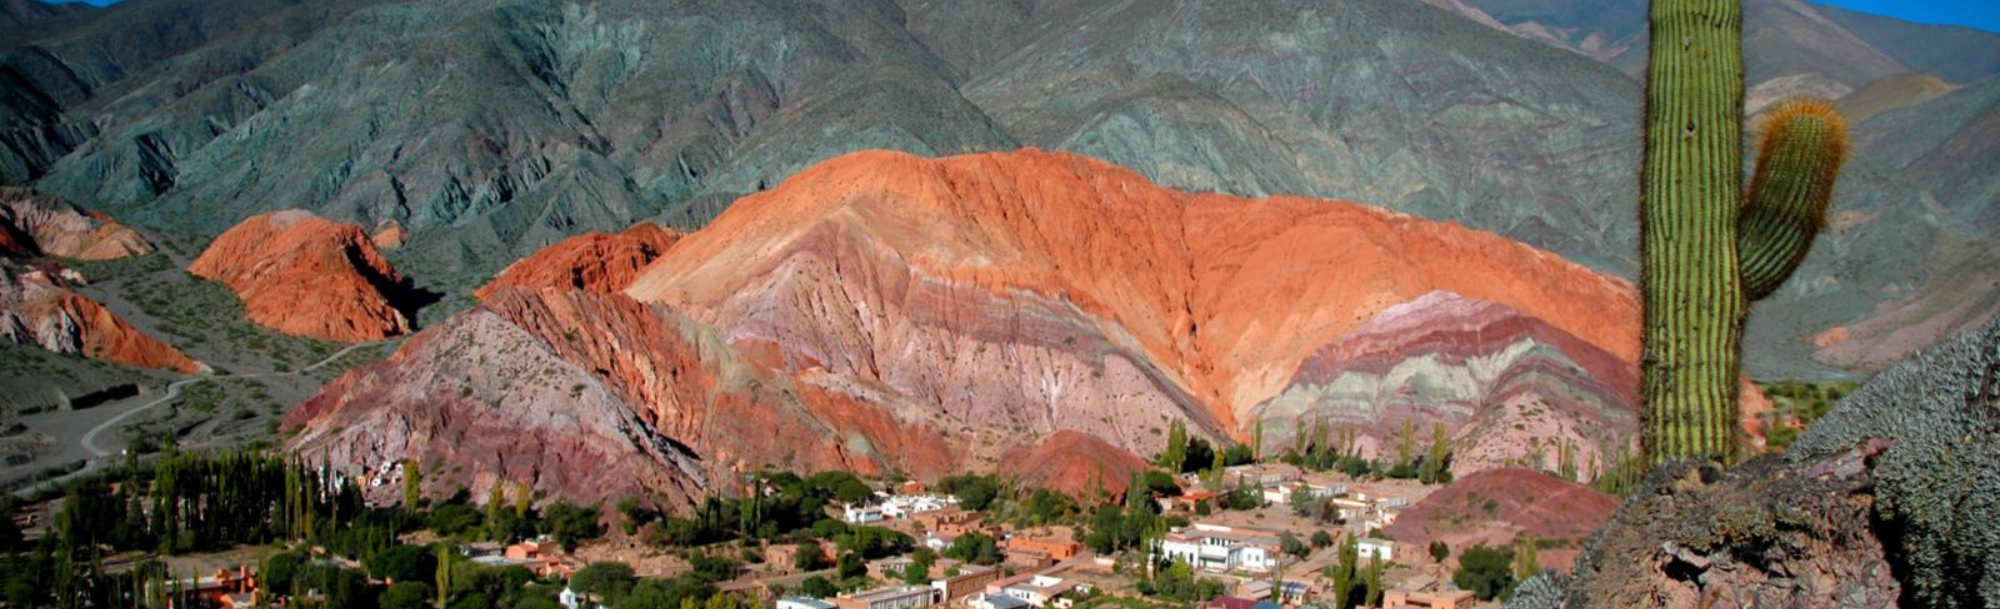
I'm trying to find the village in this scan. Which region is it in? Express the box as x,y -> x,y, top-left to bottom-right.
2,427 -> 1570,609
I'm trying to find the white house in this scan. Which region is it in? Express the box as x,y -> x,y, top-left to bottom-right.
966,593 -> 1028,609
1154,523 -> 1282,573
844,503 -> 886,524
1357,539 -> 1395,563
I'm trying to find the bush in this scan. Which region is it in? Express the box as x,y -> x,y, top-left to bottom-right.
1453,544 -> 1515,601
368,545 -> 438,584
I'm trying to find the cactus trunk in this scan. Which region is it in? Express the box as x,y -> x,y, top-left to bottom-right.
1640,0 -> 1748,463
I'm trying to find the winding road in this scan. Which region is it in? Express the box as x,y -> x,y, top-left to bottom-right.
77,340 -> 391,458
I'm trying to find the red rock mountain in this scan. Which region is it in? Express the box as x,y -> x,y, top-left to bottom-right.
1,262 -> 202,373
475,224 -> 680,301
191,211 -> 413,343
1384,468 -> 1619,571
294,149 -> 1752,508
0,188 -> 154,260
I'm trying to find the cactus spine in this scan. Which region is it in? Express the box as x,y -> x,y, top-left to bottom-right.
1639,0 -> 1848,464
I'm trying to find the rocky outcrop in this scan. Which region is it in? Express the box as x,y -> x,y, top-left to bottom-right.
1510,319 -> 2000,608
0,262 -> 201,373
0,188 -> 153,260
475,224 -> 679,301
1385,468 -> 1619,570
190,210 -> 413,343
998,430 -> 1152,504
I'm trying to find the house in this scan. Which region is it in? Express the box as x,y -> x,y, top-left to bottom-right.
986,573 -> 1082,608
844,503 -> 887,524
778,598 -> 839,609
1003,537 -> 1082,570
833,585 -> 940,609
1154,523 -> 1282,573
900,481 -> 929,495
966,593 -> 1029,609
1357,539 -> 1395,563
880,494 -> 957,519
914,508 -> 983,535
929,564 -> 1000,601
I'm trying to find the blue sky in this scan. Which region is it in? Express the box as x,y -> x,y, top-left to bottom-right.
1816,0 -> 2000,32
46,0 -> 2000,33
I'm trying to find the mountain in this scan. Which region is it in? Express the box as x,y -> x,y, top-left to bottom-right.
290,149 -> 1753,506
2,0 -> 1991,383
191,210 -> 420,343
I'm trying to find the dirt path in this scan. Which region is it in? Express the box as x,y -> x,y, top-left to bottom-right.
78,340 -> 387,458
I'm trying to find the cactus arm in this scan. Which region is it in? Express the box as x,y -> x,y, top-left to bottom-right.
1639,0 -> 1748,464
1738,99 -> 1850,302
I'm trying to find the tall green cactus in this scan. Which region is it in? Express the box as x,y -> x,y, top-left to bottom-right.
1639,0 -> 1848,465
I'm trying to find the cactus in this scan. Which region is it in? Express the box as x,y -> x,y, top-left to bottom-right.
1639,0 -> 1848,465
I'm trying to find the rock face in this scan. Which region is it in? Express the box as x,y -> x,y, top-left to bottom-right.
190,211 -> 413,343
998,430 -> 1152,504
0,187 -> 153,260
1385,468 -> 1619,570
0,261 -> 200,373
475,224 -> 679,301
1510,319 -> 2000,609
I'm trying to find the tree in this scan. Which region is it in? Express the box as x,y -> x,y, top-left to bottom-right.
381,581 -> 434,609
369,544 -> 437,584
429,504 -> 483,537
836,552 -> 866,582
1161,420 -> 1188,472
795,540 -> 830,571
1327,536 -> 1359,609
1452,545 -> 1515,601
402,459 -> 423,508
1252,421 -> 1265,461
434,544 -> 454,608
544,501 -> 604,552
1428,540 -> 1450,563
945,532 -> 1000,565
1280,532 -> 1309,559
619,498 -> 657,535
1421,423 -> 1451,484
1363,548 -> 1385,608
798,576 -> 838,599
1397,420 -> 1416,467
1311,530 -> 1334,549
571,561 -> 637,601
1514,535 -> 1541,581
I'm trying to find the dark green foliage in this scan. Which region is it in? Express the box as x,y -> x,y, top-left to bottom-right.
836,552 -> 866,582
1429,540 -> 1450,562
1453,544 -> 1516,601
1312,530 -> 1336,549
799,576 -> 839,599
937,474 -> 1003,511
429,503 -> 485,537
795,539 -> 831,571
542,501 -> 603,551
571,562 -> 638,600
833,525 -> 913,560
369,544 -> 439,584
687,554 -> 743,585
1281,532 -> 1309,558
945,532 -> 1001,565
381,581 -> 435,609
